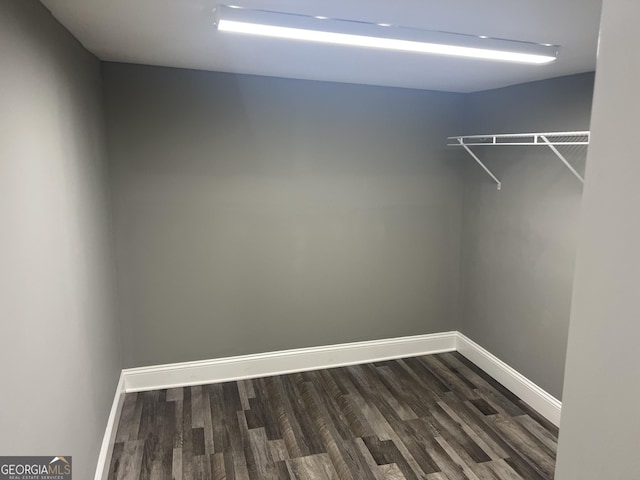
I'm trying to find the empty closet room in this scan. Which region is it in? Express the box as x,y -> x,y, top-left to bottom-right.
2,0 -> 640,479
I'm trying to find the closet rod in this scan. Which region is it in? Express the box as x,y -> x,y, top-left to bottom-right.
447,131 -> 590,147
448,131 -> 589,189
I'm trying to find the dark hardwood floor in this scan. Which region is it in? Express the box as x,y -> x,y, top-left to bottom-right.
108,352 -> 558,480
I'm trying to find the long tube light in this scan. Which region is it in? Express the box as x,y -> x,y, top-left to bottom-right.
215,6 -> 559,65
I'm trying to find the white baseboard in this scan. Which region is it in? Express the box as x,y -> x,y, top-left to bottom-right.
456,332 -> 562,427
122,332 -> 458,393
98,330 -> 562,478
120,332 -> 561,426
94,372 -> 125,480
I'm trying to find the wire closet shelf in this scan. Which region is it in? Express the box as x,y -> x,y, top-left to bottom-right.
447,131 -> 590,190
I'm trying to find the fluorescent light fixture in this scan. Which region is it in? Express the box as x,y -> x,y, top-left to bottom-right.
214,6 -> 559,65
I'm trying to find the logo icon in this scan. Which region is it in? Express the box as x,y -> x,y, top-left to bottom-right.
0,456 -> 72,479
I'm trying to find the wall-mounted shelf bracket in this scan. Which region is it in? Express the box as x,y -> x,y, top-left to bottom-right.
448,131 -> 589,190
538,135 -> 585,184
456,138 -> 502,190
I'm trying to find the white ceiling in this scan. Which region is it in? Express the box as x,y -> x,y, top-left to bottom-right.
40,0 -> 602,93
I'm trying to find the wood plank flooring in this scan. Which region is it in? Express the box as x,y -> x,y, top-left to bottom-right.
108,352 -> 559,480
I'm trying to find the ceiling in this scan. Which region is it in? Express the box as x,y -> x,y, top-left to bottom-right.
40,0 -> 602,93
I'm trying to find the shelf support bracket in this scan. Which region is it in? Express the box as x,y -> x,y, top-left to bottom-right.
539,135 -> 585,184
458,138 -> 502,190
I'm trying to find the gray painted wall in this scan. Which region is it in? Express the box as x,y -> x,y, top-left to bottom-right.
0,2 -> 609,475
458,73 -> 595,399
556,0 -> 640,477
103,63 -> 466,368
0,1 -> 121,478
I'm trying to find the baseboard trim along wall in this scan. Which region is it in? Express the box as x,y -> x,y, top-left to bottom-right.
95,373 -> 125,480
122,332 -> 458,392
119,331 -> 562,425
120,331 -> 561,426
456,333 -> 562,427
99,331 -> 562,476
